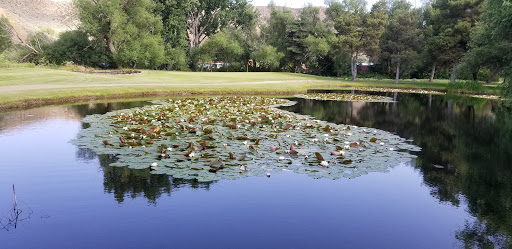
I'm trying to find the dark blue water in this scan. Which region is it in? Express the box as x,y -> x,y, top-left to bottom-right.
0,94 -> 510,249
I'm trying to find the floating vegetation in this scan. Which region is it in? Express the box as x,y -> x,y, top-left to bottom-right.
296,93 -> 394,102
352,87 -> 444,95
72,96 -> 421,182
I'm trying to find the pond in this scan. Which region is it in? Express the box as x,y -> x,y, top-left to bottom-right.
0,93 -> 511,248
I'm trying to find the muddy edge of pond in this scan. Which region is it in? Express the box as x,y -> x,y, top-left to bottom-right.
0,91 -> 304,112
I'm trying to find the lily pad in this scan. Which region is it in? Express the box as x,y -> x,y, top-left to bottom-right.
71,96 -> 421,182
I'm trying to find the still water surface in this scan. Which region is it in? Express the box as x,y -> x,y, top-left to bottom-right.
0,94 -> 510,248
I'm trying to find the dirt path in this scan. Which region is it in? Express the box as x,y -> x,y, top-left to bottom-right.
0,80 -> 326,91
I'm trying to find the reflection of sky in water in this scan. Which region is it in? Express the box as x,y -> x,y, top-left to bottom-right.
0,102 -> 473,248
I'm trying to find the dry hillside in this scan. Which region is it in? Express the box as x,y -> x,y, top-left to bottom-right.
0,0 -> 77,40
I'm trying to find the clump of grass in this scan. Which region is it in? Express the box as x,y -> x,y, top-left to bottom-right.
446,81 -> 485,94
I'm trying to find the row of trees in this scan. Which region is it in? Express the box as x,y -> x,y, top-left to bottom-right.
0,0 -> 510,85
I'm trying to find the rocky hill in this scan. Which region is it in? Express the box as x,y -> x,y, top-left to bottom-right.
0,0 -> 77,40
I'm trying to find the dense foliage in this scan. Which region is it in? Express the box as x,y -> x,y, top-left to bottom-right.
0,0 -> 510,92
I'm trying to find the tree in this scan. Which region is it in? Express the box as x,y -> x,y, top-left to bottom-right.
0,16 -> 12,54
261,6 -> 295,70
327,0 -> 387,81
155,0 -> 191,70
74,0 -> 165,68
286,5 -> 327,73
423,0 -> 482,83
380,0 -> 423,83
251,45 -> 284,71
44,30 -> 111,66
198,31 -> 244,71
186,0 -> 256,51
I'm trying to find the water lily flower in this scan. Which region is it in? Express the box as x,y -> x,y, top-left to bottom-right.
320,161 -> 329,167
109,135 -> 112,138
380,142 -> 385,146
240,165 -> 247,171
344,141 -> 350,144
279,156 -> 285,160
151,162 -> 158,167
324,134 -> 329,137
123,127 -> 128,130
167,147 -> 173,151
344,145 -> 350,150
347,133 -> 352,136
266,173 -> 271,177
389,148 -> 395,151
189,152 -> 195,157
243,141 -> 248,145
304,155 -> 309,159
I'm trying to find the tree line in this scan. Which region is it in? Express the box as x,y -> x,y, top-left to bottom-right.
0,0 -> 510,85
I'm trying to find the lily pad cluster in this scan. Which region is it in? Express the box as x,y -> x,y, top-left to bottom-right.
296,93 -> 394,102
352,87 -> 444,95
72,96 -> 421,182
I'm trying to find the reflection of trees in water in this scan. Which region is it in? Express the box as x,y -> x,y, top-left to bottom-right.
75,148 -> 214,204
282,94 -> 512,247
70,100 -> 153,118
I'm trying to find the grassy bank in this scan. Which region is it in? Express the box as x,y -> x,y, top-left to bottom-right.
0,67 -> 500,111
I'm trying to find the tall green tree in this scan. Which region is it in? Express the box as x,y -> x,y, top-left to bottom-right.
74,0 -> 165,68
380,0 -> 423,83
261,6 -> 295,70
198,30 -> 244,70
155,0 -> 191,70
423,0 -> 482,83
286,5 -> 327,73
0,16 -> 12,54
327,0 -> 387,81
462,0 -> 512,99
186,0 -> 256,51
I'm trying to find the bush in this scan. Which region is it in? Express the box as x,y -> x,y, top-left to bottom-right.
446,81 -> 485,94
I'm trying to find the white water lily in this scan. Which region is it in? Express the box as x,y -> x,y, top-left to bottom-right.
389,148 -> 395,151
151,162 -> 158,167
243,141 -> 248,145
380,142 -> 385,146
339,151 -> 345,156
240,165 -> 247,171
324,134 -> 329,137
320,161 -> 329,167
347,133 -> 353,136
344,141 -> 350,144
167,147 -> 173,151
189,152 -> 195,157
123,127 -> 128,130
279,156 -> 285,160
344,145 -> 350,150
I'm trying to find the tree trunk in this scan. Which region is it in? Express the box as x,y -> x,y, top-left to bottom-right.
107,36 -> 115,53
450,62 -> 458,84
351,54 -> 358,81
395,61 -> 400,84
429,63 -> 436,82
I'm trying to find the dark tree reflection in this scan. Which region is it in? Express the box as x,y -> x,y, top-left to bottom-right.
282,93 -> 512,248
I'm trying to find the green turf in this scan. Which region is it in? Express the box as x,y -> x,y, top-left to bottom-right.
0,66 -> 500,110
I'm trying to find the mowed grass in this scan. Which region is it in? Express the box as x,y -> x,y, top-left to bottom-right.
0,66 -> 499,110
